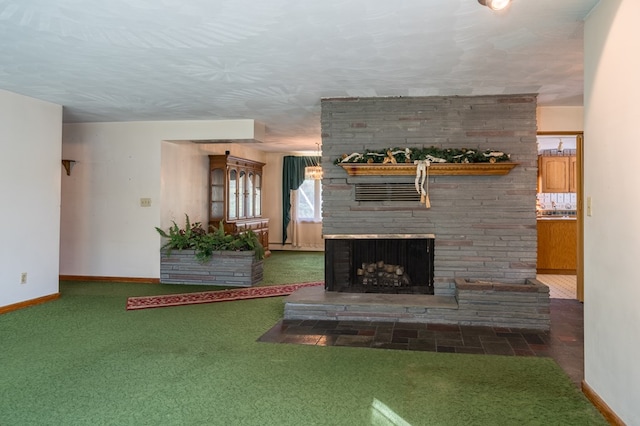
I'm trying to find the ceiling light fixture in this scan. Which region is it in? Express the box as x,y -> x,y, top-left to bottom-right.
477,0 -> 511,11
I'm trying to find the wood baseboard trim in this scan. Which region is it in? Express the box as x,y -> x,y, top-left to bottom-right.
60,275 -> 160,284
582,380 -> 626,425
0,293 -> 60,315
536,268 -> 577,275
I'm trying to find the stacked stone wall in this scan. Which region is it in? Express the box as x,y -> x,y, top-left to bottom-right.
160,249 -> 263,287
321,95 -> 538,285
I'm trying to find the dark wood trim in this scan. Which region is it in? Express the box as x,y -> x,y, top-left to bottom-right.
537,131 -> 584,136
576,134 -> 584,302
0,293 -> 60,315
59,275 -> 160,284
582,381 -> 626,425
536,268 -> 577,275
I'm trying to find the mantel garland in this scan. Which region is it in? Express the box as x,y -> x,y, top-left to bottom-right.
334,146 -> 510,165
335,147 -> 512,210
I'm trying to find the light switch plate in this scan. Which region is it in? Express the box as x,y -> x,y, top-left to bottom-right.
140,198 -> 152,207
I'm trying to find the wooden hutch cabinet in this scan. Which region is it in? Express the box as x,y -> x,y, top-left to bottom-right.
209,153 -> 269,255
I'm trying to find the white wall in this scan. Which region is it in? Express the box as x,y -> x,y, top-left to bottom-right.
537,106 -> 584,132
0,89 -> 62,307
61,121 -> 266,279
263,153 -> 285,247
160,141 -> 210,228
584,0 -> 640,423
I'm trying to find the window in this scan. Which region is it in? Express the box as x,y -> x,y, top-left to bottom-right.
295,177 -> 322,222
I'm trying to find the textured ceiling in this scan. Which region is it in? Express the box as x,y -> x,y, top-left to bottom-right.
0,0 -> 599,151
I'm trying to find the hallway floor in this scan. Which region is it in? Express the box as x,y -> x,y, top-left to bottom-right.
537,274 -> 577,299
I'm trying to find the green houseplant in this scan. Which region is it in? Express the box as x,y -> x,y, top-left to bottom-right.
155,214 -> 265,262
156,215 -> 265,287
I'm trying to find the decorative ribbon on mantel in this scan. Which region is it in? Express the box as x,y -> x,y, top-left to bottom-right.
414,160 -> 431,208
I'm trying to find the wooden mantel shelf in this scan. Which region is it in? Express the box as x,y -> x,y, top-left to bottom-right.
338,162 -> 519,176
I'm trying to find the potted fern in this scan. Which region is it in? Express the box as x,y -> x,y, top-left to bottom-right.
156,215 -> 264,286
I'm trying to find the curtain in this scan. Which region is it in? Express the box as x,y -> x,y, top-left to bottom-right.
282,155 -> 319,244
292,219 -> 323,249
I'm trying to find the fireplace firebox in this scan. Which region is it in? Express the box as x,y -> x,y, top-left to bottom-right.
324,234 -> 435,294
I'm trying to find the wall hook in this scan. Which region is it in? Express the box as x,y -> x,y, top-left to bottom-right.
61,159 -> 76,176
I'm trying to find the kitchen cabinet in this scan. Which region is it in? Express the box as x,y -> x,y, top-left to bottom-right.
539,155 -> 576,193
209,154 -> 270,254
537,219 -> 577,273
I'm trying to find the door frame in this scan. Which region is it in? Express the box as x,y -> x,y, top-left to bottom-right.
537,131 -> 584,301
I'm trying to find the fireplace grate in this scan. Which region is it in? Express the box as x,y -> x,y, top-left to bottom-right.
325,237 -> 434,295
355,183 -> 419,201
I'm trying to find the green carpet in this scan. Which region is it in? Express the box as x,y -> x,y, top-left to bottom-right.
261,250 -> 324,286
1,279 -> 606,425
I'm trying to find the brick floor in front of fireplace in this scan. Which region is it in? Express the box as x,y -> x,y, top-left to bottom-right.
258,299 -> 584,387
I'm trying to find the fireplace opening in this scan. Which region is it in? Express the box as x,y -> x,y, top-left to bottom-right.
324,236 -> 435,294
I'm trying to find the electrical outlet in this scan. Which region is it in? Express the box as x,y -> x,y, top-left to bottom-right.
140,198 -> 152,207
20,272 -> 27,284
586,196 -> 592,217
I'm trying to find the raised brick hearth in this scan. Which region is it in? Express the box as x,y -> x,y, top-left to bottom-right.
284,278 -> 550,330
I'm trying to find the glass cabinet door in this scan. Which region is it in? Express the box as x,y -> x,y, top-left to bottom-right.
254,173 -> 261,217
246,172 -> 254,218
228,169 -> 237,220
210,168 -> 225,220
238,170 -> 246,218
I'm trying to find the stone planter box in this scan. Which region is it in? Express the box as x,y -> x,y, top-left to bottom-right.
160,249 -> 263,287
455,278 -> 550,330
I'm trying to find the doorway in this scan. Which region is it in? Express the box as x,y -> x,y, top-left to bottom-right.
536,132 -> 584,302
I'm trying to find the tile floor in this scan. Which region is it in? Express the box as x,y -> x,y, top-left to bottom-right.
537,274 -> 577,299
259,279 -> 584,387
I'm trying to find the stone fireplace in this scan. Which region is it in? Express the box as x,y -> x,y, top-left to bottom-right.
321,95 -> 539,293
284,94 -> 549,331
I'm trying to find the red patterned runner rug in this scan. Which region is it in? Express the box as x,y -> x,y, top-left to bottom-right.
126,282 -> 323,311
